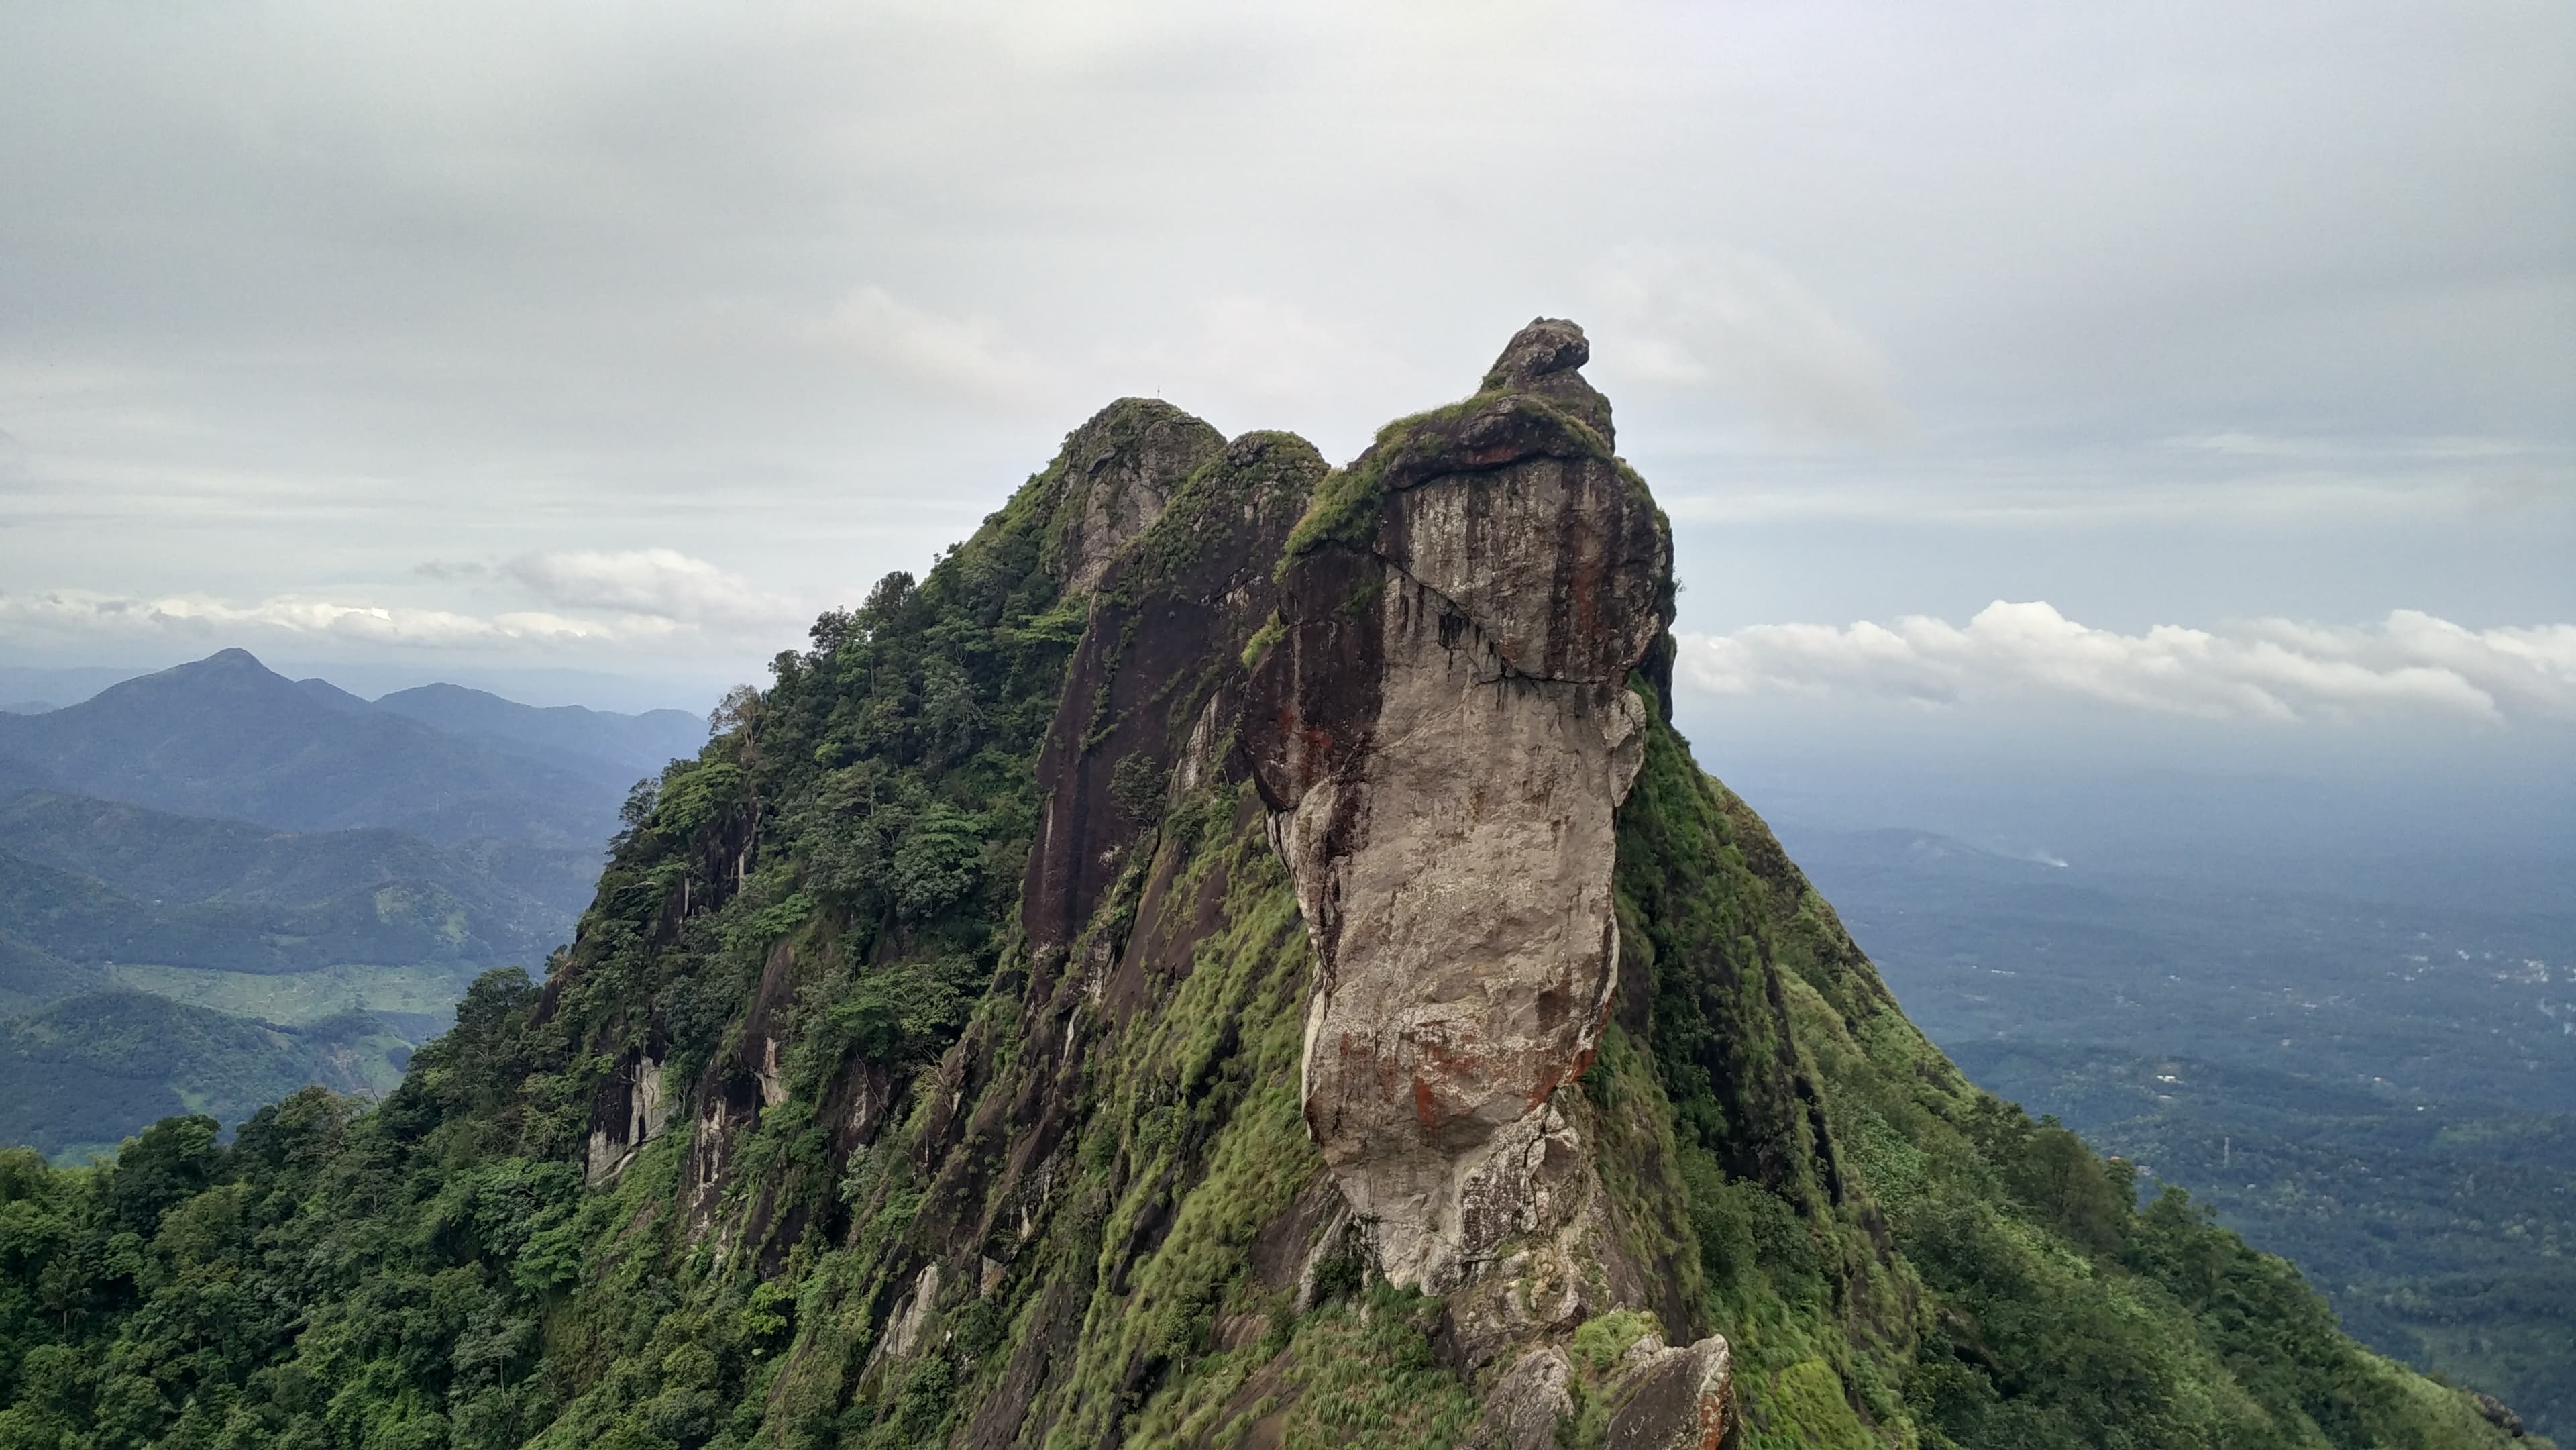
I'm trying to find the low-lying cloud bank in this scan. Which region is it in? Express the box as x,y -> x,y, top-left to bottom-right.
1678,603 -> 2576,726
0,549 -> 812,659
0,590 -> 655,649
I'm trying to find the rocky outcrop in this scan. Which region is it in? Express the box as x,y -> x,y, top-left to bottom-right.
1039,399 -> 1226,594
60,310 -> 2532,1450
1246,319 -> 1673,1289
584,1047 -> 674,1184
1021,428 -> 1326,954
1603,1333 -> 1735,1449
1477,1347 -> 1575,1450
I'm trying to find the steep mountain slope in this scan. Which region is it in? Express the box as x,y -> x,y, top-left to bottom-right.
0,325 -> 2538,1450
0,650 -> 627,847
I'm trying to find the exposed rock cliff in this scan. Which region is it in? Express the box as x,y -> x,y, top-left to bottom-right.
504,321 -> 2532,1449
2,323 -> 2540,1450
1246,320 -> 1670,1293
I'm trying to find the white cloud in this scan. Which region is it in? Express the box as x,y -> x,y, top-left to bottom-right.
1678,603 -> 2576,725
500,548 -> 804,628
2166,431 -> 2542,463
1582,244 -> 1904,440
0,589 -> 645,649
0,548 -> 814,672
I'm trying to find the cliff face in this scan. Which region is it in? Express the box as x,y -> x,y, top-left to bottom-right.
0,323 -> 2543,1450
1246,321 -> 1668,1295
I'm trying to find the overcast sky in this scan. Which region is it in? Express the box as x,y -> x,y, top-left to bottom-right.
1,1 -> 2569,741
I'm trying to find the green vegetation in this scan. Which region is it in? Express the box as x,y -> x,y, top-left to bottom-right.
1275,389 -> 1613,569
104,962 -> 481,1026
0,990 -> 409,1160
0,407 -> 2536,1449
1791,823 -> 2575,1439
0,787 -> 576,1153
1603,690 -> 2533,1449
1960,1041 -> 2576,1440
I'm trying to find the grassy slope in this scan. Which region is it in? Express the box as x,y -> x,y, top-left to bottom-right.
1955,1039 -> 2576,1440
1605,715 -> 2530,1448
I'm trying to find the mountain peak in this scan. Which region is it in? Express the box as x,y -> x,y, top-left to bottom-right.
1481,315 -> 1591,389
107,648 -> 299,703
184,647 -> 282,679
0,325 -> 2530,1450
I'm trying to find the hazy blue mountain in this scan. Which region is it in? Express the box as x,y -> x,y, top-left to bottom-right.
292,676 -> 375,714
0,701 -> 51,715
0,648 -> 627,847
0,664 -> 138,711
0,786 -> 579,1150
0,655 -> 675,1161
370,680 -> 703,776
0,833 -> 560,984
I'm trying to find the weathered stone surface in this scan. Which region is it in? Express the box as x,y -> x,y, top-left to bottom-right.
1603,1334 -> 1734,1450
1475,1346 -> 1574,1450
1477,315 -> 1617,443
584,1049 -> 673,1184
1246,319 -> 1674,1288
1041,398 -> 1226,594
879,1261 -> 943,1362
1022,429 -> 1324,952
2472,1392 -> 2527,1438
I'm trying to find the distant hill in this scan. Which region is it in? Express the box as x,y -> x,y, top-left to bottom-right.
0,834 -> 541,987
0,990 -> 407,1160
0,789 -> 575,986
0,655 -> 685,1160
0,786 -> 580,1147
1778,813 -> 2576,1439
370,680 -> 702,776
0,786 -> 589,920
0,649 -> 627,847
1780,824 -> 2074,880
0,926 -> 99,1014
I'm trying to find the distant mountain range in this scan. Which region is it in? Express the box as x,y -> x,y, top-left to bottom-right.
0,790 -> 576,1005
0,649 -> 700,847
0,648 -> 706,1158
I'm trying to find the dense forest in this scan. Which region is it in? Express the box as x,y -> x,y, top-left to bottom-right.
0,332 -> 2543,1447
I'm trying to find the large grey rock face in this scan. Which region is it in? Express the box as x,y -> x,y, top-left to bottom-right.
1247,319 -> 1673,1288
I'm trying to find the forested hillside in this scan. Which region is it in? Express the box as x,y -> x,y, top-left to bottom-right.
0,662 -> 703,1158
0,325 -> 2538,1449
0,652 -> 630,849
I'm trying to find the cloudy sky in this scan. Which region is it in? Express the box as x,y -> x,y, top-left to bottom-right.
1,1 -> 2569,739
